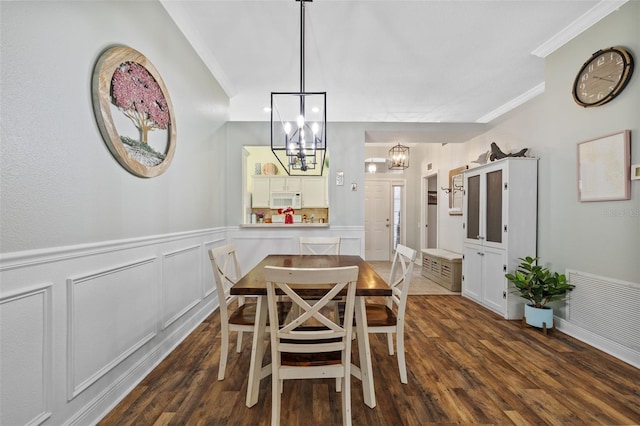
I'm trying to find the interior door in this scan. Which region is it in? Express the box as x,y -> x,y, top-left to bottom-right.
365,180 -> 391,261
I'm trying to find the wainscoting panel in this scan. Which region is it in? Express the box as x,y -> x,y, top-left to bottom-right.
67,257 -> 158,399
0,284 -> 52,426
161,245 -> 202,329
0,227 -> 225,426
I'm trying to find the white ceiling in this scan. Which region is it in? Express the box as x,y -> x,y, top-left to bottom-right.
161,0 -> 625,142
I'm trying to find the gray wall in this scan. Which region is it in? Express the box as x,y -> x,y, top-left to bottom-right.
0,0 -> 229,254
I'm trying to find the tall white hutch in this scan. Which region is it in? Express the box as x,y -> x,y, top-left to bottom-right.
461,157 -> 538,319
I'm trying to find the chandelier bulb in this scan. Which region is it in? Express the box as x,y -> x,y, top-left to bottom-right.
297,115 -> 305,128
312,122 -> 319,134
284,122 -> 291,135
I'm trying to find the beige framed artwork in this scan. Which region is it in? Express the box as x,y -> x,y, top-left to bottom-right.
577,130 -> 631,202
92,45 -> 176,178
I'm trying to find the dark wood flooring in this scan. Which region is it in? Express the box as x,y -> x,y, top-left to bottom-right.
99,295 -> 640,425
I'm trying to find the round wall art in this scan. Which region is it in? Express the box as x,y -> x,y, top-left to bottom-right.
92,45 -> 176,178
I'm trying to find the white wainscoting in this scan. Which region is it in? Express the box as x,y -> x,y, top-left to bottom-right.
0,284 -> 52,426
0,226 -> 364,425
0,228 -> 226,426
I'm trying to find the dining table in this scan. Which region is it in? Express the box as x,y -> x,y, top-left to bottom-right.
231,254 -> 391,409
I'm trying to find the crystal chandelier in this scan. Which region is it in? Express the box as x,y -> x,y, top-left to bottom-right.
388,143 -> 409,170
271,0 -> 326,176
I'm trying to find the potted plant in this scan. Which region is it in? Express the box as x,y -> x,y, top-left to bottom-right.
505,256 -> 575,332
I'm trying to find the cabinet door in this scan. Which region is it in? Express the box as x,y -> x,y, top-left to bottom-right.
252,177 -> 270,207
271,177 -> 301,192
484,169 -> 503,245
482,247 -> 506,315
465,174 -> 481,242
462,245 -> 483,302
301,177 -> 327,207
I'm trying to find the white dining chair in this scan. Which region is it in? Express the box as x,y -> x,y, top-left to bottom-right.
208,244 -> 290,380
363,244 -> 417,384
264,265 -> 359,426
299,236 -> 341,254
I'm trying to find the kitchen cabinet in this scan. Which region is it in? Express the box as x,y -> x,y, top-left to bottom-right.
251,176 -> 270,208
270,177 -> 301,192
301,177 -> 328,207
461,157 -> 538,319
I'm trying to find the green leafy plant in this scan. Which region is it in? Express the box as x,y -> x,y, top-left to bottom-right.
505,256 -> 575,308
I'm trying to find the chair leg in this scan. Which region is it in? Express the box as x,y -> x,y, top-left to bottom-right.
396,330 -> 408,384
218,326 -> 229,381
387,332 -> 394,355
236,331 -> 243,353
342,375 -> 352,426
272,372 -> 281,425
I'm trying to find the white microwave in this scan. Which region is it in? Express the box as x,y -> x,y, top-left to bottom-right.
270,192 -> 302,209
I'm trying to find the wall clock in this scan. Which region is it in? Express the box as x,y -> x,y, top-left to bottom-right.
572,46 -> 634,108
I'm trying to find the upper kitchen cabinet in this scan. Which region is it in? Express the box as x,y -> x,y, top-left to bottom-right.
301,177 -> 328,208
251,176 -> 271,208
270,177 -> 301,192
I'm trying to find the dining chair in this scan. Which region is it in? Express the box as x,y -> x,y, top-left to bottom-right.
208,244 -> 290,381
363,244 -> 417,384
264,265 -> 359,426
299,236 -> 341,254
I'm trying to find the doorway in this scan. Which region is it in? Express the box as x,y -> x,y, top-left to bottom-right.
365,179 -> 405,261
422,174 -> 438,249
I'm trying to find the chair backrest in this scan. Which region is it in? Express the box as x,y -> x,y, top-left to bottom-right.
387,244 -> 417,317
299,236 -> 341,255
264,266 -> 358,356
208,243 -> 242,317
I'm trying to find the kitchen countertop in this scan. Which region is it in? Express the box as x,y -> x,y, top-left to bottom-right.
240,223 -> 330,228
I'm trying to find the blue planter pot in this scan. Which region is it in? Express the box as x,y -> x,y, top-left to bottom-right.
524,304 -> 554,329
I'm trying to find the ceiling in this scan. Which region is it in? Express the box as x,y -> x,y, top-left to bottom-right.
161,0 -> 624,142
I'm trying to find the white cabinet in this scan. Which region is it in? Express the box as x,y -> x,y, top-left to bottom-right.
251,176 -> 271,208
301,177 -> 328,207
461,157 -> 538,319
270,177 -> 301,192
252,176 -> 327,208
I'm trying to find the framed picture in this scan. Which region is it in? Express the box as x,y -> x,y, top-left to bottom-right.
92,45 -> 176,178
577,130 -> 631,202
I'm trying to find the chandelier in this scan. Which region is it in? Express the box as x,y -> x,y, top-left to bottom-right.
388,143 -> 409,170
271,0 -> 326,176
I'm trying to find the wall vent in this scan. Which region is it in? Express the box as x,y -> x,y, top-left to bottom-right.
566,269 -> 639,353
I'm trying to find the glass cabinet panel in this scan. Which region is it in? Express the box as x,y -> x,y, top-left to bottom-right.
485,170 -> 503,243
466,175 -> 480,240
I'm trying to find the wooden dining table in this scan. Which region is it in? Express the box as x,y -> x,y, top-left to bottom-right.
231,254 -> 391,409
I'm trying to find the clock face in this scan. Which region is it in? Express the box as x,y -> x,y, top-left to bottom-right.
572,46 -> 634,108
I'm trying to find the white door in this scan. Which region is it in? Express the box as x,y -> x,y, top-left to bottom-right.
365,180 -> 392,261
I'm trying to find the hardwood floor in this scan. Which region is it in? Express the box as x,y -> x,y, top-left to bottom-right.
99,295 -> 640,425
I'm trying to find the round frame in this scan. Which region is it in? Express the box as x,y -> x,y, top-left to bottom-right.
92,45 -> 176,178
572,46 -> 634,108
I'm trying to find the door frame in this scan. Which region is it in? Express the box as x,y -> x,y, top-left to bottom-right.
421,171 -> 439,250
364,176 -> 406,260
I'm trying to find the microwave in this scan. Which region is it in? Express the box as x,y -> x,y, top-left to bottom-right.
270,192 -> 302,209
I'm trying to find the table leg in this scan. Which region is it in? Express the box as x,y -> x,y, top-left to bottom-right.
355,295 -> 376,408
246,295 -> 268,407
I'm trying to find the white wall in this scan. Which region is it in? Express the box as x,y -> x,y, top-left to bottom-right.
0,1 -> 229,253
0,1 -> 230,425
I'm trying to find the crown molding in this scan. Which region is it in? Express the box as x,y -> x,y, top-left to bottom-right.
476,83 -> 545,124
531,0 -> 629,58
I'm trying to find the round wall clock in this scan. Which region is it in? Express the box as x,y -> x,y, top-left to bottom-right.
572,46 -> 634,108
92,45 -> 176,178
